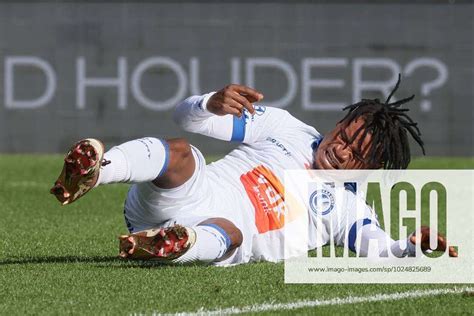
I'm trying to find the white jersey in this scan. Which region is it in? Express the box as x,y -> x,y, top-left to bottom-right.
124,92 -> 374,265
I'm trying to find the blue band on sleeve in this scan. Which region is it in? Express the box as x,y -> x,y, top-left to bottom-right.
347,218 -> 372,253
157,139 -> 170,178
199,223 -> 232,249
231,115 -> 246,142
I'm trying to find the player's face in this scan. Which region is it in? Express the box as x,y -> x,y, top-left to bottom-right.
314,118 -> 381,170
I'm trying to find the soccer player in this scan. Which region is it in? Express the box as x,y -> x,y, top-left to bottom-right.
50,79 -> 457,265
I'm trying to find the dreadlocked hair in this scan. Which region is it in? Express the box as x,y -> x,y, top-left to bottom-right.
339,74 -> 425,169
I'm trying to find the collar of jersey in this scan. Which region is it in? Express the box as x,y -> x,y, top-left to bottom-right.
311,135 -> 323,152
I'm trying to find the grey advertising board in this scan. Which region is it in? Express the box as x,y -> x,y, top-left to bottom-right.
0,1 -> 472,156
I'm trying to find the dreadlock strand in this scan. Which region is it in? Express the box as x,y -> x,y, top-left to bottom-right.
338,75 -> 424,169
385,74 -> 402,104
387,94 -> 415,107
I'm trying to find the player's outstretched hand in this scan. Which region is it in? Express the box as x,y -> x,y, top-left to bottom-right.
410,226 -> 458,257
207,84 -> 264,117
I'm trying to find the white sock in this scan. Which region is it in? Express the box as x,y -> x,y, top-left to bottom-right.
97,137 -> 169,185
173,225 -> 231,264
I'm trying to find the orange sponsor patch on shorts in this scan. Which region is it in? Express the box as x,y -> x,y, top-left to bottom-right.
240,165 -> 286,233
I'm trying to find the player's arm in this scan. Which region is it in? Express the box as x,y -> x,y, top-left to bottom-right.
173,84 -> 296,143
344,190 -> 457,257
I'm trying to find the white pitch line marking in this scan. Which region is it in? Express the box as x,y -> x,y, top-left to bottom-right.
7,181 -> 49,189
153,286 -> 473,316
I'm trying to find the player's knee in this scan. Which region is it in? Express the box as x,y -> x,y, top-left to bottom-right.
166,138 -> 193,170
234,229 -> 243,249
168,138 -> 192,158
153,138 -> 194,188
227,223 -> 243,250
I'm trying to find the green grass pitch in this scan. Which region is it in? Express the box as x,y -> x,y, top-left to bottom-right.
0,155 -> 472,315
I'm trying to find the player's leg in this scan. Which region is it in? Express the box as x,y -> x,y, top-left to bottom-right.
50,137 -> 194,205
105,139 -> 242,264
120,146 -> 244,264
51,137 -> 244,264
119,217 -> 242,264
96,137 -> 194,188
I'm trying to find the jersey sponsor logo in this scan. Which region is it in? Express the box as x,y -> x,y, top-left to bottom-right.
265,137 -> 292,156
242,105 -> 266,123
254,105 -> 266,115
309,188 -> 335,216
240,165 -> 286,234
